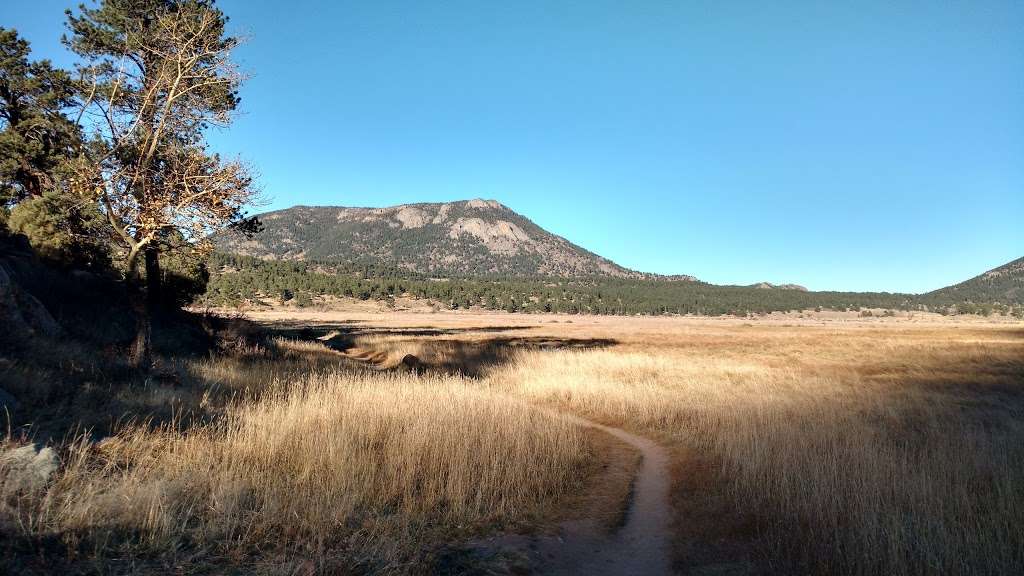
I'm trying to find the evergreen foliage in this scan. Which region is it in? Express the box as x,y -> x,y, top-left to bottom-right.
7,188 -> 111,269
918,257 -> 1024,308
200,253 -> 898,315
0,28 -> 79,203
202,252 -> 1024,317
64,0 -> 259,364
157,231 -> 211,308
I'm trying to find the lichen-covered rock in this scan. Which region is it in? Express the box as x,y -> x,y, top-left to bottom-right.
0,444 -> 60,494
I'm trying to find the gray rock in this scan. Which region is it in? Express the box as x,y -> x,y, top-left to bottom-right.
0,264 -> 60,338
0,444 -> 60,493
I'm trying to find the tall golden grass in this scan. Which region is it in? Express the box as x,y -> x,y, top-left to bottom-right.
3,369 -> 588,572
4,313 -> 1023,574
485,325 -> 1024,575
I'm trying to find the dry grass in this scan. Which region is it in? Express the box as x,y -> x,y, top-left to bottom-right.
3,370 -> 588,573
261,311 -> 1024,575
477,321 -> 1024,575
4,310 -> 1023,574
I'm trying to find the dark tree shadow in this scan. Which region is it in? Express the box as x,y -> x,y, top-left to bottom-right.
276,322 -> 617,377
402,335 -> 619,377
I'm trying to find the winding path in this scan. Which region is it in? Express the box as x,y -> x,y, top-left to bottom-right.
471,414 -> 674,575
319,336 -> 675,573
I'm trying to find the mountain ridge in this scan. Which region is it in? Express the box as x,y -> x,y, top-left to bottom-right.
923,257 -> 1024,304
218,199 -> 1020,303
218,199 -> 682,279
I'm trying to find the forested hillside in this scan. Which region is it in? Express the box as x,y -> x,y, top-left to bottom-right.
919,257 -> 1024,307
213,200 -> 649,278
196,254 -> 900,316
202,253 -> 1024,317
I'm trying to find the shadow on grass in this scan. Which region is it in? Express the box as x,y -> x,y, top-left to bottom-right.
323,332 -> 618,378
267,322 -> 617,378
261,319 -> 539,340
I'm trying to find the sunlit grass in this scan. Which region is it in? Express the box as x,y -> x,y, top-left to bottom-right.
4,369 -> 588,572
4,314 -> 1022,574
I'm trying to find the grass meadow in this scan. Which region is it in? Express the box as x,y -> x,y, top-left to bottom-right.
2,310 -> 1022,574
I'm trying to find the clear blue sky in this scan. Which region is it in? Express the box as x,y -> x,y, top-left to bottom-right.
7,1 -> 1023,292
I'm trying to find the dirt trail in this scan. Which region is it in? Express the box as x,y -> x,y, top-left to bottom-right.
320,338 -> 675,573
468,414 -> 674,575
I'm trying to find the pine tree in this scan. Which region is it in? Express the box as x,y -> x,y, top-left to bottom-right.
66,0 -> 259,366
0,28 -> 79,203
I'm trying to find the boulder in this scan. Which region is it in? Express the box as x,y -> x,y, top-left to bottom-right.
400,354 -> 422,372
0,263 -> 60,338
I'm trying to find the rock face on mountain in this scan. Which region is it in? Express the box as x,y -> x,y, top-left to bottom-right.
750,282 -> 809,291
215,199 -> 647,278
925,256 -> 1024,304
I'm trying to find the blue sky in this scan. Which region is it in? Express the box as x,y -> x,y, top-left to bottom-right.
6,1 -> 1023,292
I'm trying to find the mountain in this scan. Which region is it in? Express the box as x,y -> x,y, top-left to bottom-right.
923,257 -> 1024,304
216,199 -> 656,278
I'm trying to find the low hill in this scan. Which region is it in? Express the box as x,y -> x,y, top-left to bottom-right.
215,199 -> 653,278
923,257 -> 1024,305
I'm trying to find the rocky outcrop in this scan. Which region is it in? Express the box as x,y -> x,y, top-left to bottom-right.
0,235 -> 60,339
751,282 -> 809,291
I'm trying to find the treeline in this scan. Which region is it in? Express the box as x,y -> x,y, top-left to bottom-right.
200,253 -> 1024,318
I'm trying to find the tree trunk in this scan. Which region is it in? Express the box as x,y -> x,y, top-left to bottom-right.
129,281 -> 151,369
145,245 -> 162,314
129,246 -> 161,370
